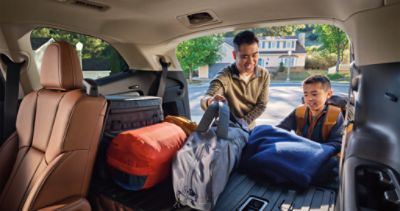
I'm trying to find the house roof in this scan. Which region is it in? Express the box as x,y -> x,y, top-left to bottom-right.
224,37 -> 234,48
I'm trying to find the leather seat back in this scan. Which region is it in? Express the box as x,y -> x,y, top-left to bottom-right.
0,41 -> 107,210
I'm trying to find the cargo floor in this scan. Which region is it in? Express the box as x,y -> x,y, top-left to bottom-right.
89,171 -> 338,211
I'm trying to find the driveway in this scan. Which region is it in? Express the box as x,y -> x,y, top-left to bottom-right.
189,82 -> 349,125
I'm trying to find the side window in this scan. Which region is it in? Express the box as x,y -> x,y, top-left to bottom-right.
30,27 -> 128,79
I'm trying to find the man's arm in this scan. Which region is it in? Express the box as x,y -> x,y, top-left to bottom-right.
200,79 -> 225,111
325,113 -> 345,152
242,73 -> 270,124
276,109 -> 297,131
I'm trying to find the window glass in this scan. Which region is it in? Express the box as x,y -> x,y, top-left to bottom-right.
176,24 -> 350,124
30,27 -> 128,79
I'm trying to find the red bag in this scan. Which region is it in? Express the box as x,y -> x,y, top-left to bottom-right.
106,122 -> 187,190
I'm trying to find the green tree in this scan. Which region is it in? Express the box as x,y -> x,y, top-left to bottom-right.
314,25 -> 349,73
31,28 -> 108,59
176,35 -> 223,80
31,28 -> 128,74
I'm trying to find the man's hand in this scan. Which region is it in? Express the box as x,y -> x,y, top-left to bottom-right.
207,94 -> 226,106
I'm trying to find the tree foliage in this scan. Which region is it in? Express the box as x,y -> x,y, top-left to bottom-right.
31,28 -> 128,74
313,25 -> 349,72
176,35 -> 224,80
31,28 -> 107,59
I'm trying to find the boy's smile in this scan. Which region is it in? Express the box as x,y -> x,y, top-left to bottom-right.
303,82 -> 332,116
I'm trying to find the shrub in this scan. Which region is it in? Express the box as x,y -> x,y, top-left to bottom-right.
278,62 -> 286,72
327,73 -> 345,80
305,52 -> 336,70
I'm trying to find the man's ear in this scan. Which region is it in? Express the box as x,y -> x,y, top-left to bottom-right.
232,51 -> 237,60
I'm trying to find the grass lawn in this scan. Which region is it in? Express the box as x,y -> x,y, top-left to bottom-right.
272,69 -> 350,82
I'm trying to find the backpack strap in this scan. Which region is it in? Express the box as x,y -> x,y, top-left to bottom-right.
322,105 -> 341,141
295,105 -> 307,136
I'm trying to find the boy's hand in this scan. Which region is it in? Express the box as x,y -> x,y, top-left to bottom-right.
207,94 -> 226,106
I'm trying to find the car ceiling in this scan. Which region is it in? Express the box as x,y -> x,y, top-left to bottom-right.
0,0 -> 399,71
0,0 -> 384,44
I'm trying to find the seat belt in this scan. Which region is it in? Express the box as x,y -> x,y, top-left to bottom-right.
156,58 -> 170,98
0,70 -> 5,142
0,54 -> 25,143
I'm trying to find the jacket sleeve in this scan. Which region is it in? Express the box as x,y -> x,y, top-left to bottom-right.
276,109 -> 297,132
324,113 -> 345,152
200,74 -> 226,111
243,73 -> 270,124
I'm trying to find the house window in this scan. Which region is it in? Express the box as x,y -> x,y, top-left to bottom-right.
280,57 -> 297,67
262,41 -> 266,49
277,41 -> 280,49
283,41 -> 286,48
268,41 -> 272,49
258,58 -> 264,66
292,41 -> 295,48
271,41 -> 276,48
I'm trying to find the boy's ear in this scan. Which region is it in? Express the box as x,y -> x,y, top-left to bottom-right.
327,89 -> 333,98
232,51 -> 237,60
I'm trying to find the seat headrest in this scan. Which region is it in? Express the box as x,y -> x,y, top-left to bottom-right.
40,41 -> 83,90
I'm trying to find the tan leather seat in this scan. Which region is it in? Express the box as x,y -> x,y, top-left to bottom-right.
0,41 -> 107,210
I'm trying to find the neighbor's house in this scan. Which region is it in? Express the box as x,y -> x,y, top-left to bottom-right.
200,33 -> 307,79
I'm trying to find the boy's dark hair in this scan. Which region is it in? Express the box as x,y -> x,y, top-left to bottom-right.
303,75 -> 331,91
233,30 -> 259,51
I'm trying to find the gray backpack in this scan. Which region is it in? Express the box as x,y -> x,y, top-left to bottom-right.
172,102 -> 249,210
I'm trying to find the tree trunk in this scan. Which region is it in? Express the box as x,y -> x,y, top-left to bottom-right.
189,65 -> 193,81
335,45 -> 341,74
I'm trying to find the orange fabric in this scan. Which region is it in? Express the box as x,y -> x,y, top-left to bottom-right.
164,115 -> 197,135
322,105 -> 341,141
295,105 -> 341,141
295,105 -> 306,136
107,122 -> 187,189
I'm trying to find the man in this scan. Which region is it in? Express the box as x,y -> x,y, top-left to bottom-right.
200,30 -> 270,129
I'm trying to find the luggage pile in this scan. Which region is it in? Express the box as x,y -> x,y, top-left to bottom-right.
172,102 -> 249,210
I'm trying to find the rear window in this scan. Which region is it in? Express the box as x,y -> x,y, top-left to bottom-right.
30,27 -> 128,79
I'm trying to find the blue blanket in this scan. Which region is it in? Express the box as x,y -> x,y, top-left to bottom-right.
240,125 -> 337,188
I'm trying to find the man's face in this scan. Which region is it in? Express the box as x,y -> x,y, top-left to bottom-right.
303,82 -> 332,114
233,42 -> 259,73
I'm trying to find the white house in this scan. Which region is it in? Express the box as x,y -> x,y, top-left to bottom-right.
201,33 -> 307,79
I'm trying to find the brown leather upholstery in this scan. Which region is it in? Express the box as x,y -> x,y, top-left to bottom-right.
37,197 -> 91,211
40,41 -> 83,91
0,41 -> 107,210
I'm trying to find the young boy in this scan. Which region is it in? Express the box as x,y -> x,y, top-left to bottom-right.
276,75 -> 344,153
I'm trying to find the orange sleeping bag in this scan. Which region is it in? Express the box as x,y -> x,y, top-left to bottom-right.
106,122 -> 187,190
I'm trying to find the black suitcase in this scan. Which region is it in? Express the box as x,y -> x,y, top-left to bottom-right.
93,95 -> 164,180
104,95 -> 163,131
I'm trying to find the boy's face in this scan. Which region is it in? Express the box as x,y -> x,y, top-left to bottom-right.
232,42 -> 259,74
303,82 -> 332,114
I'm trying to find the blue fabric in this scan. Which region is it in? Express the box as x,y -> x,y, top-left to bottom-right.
240,125 -> 337,188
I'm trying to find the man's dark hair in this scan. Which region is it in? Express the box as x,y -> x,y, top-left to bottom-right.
303,75 -> 331,91
233,30 -> 259,51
